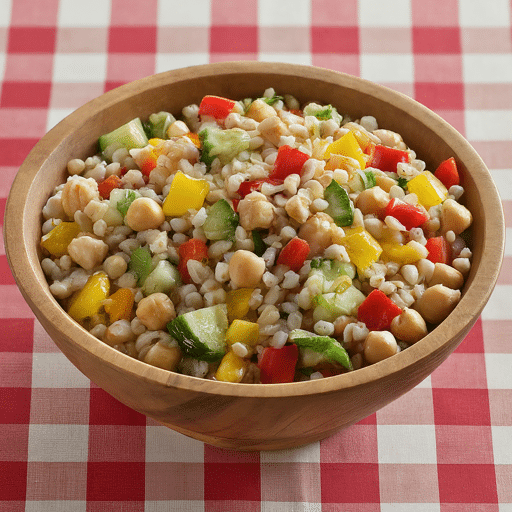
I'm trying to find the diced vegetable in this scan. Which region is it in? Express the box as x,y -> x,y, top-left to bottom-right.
98,118 -> 148,160
226,288 -> 254,322
384,198 -> 429,230
312,286 -> 366,322
435,157 -> 460,189
252,230 -> 267,257
324,179 -> 354,227
426,236 -> 452,264
147,111 -> 175,139
198,95 -> 236,120
289,329 -> 352,370
309,258 -> 357,283
258,344 -> 299,384
381,240 -> 428,265
357,289 -> 402,331
215,351 -> 248,383
116,189 -> 139,217
303,102 -> 342,124
199,126 -> 250,166
203,199 -> 239,242
357,169 -> 376,190
324,131 -> 366,170
177,238 -> 209,284
40,221 -> 81,258
142,260 -> 181,296
367,144 -> 409,173
68,272 -> 110,322
225,319 -> 259,347
167,304 -> 228,362
269,145 -> 310,180
237,178 -> 281,198
162,171 -> 209,217
407,171 -> 447,209
139,149 -> 158,177
104,288 -> 134,323
129,247 -> 153,286
339,227 -> 383,272
276,237 -> 310,271
98,175 -> 123,199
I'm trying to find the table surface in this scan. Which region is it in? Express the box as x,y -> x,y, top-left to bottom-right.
1,0 -> 512,510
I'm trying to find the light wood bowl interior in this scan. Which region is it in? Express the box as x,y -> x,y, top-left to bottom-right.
4,62 -> 505,450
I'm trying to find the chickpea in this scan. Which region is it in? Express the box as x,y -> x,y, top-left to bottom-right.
298,213 -> 333,257
68,235 -> 109,270
258,116 -> 290,146
363,331 -> 398,364
228,250 -> 265,288
125,197 -> 165,232
375,174 -> 397,193
440,198 -> 472,235
415,284 -> 461,324
103,254 -> 128,280
355,186 -> 390,216
285,194 -> 311,224
427,263 -> 464,290
390,308 -> 428,343
143,342 -> 182,371
136,293 -> 176,331
246,99 -> 277,122
167,120 -> 189,137
238,191 -> 276,231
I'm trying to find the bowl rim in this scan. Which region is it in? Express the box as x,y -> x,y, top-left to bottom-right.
4,61 -> 505,399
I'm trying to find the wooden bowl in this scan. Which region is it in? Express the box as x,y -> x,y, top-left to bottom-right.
4,62 -> 504,450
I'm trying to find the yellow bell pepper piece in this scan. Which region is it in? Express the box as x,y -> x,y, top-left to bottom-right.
407,171 -> 447,210
381,240 -> 429,265
340,227 -> 382,272
226,288 -> 254,322
226,319 -> 259,347
40,222 -> 81,258
324,131 -> 366,170
104,288 -> 134,323
215,351 -> 249,383
148,138 -> 165,147
162,171 -> 209,217
68,272 -> 110,322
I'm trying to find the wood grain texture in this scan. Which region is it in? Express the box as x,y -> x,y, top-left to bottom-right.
4,62 -> 505,450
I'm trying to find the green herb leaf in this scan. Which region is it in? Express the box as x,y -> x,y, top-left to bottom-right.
313,106 -> 333,120
129,247 -> 153,286
252,230 -> 267,257
263,95 -> 284,106
397,176 -> 408,190
116,190 -> 137,217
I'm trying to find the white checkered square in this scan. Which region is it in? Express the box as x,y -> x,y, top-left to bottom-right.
31,352 -> 91,388
261,503 -> 322,512
28,424 -> 89,462
381,505 -> 440,512
145,425 -> 204,462
155,53 -> 209,74
157,0 -> 211,26
377,425 -> 437,464
259,0 -> 311,26
25,501 -> 87,512
145,501 -> 205,512
46,108 -> 75,131
358,0 -> 412,27
360,54 -> 414,83
489,170 -> 512,201
492,426 -> 512,464
260,441 -> 320,463
459,0 -> 511,27
482,287 -> 512,321
259,53 -> 313,66
465,110 -> 512,141
53,53 -> 107,83
486,353 -> 512,389
0,0 -> 12,27
58,0 -> 111,27
463,54 -> 512,83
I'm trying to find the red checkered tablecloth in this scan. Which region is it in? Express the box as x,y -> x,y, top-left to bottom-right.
1,0 -> 512,510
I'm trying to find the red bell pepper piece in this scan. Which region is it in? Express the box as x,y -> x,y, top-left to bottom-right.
357,289 -> 402,331
237,178 -> 282,198
269,145 -> 310,180
425,236 -> 451,265
434,157 -> 460,189
198,95 -> 236,120
140,152 -> 158,177
98,175 -> 123,199
177,238 -> 209,284
258,344 -> 298,384
276,237 -> 310,272
288,109 -> 303,116
384,198 -> 429,230
367,144 -> 409,173
231,198 -> 240,212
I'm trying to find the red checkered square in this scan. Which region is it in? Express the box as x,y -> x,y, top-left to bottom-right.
0,197 -> 5,224
377,388 -> 434,425
259,27 -> 310,52
88,387 -> 146,426
145,462 -> 204,500
411,0 -> 459,26
210,26 -> 258,53
431,353 -> 487,389
0,108 -> 49,138
456,317 -> 484,353
414,55 -> 462,83
437,464 -> 498,503
488,389 -> 512,426
3,54 -> 54,81
414,82 -> 464,111
10,0 -> 59,26
110,0 -> 158,25
108,26 -> 157,53
0,82 -> 52,108
104,81 -> 127,93
261,462 -> 321,502
0,462 -> 27,500
321,463 -> 380,503
465,84 -> 512,110
29,388 -> 90,424
434,110 -> 466,135
50,83 -> 105,109
56,27 -> 108,53
482,319 -> 512,353
312,54 -> 360,76
379,464 -> 439,503
320,424 -> 378,463
440,506 -> 499,512
436,425 -> 494,464
461,27 -> 512,53
106,54 -> 156,83
0,424 -> 29,461
204,463 -> 261,501
210,53 -> 258,63
498,257 -> 512,285
433,389 -> 491,426
311,0 -> 358,25
360,27 -> 412,53
1,352 -> 32,387
86,503 -> 144,512
211,0 -> 257,24
472,141 -> 512,169
0,286 -> 34,318
0,318 -> 33,352
8,27 -> 56,53
88,425 -> 146,462
311,27 -> 359,54
0,387 -> 31,424
204,444 -> 259,463
358,413 -> 377,425
495,465 -> 512,503
26,462 -> 87,500
205,502 -> 261,512
413,27 -> 461,54
157,27 -> 209,53
323,506 -> 380,512
87,462 -> 145,501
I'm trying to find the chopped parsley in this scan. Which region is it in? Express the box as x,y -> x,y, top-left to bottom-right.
262,95 -> 284,106
116,190 -> 137,216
